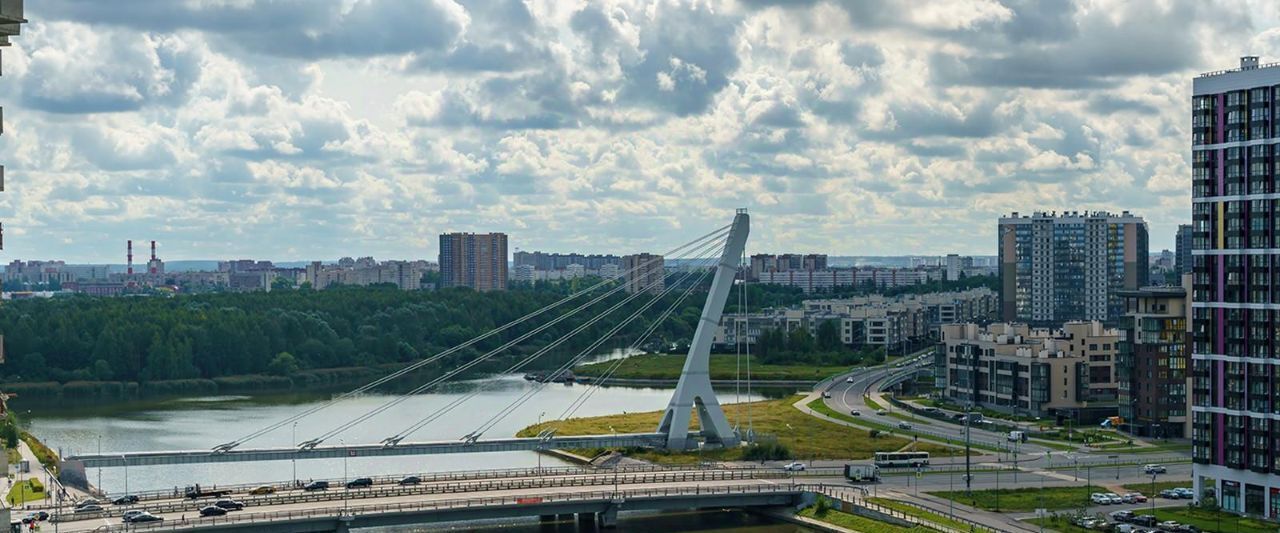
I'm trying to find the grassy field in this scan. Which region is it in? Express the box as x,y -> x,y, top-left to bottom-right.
5,478 -> 49,506
807,399 -> 976,455
928,485 -> 1107,512
867,497 -> 976,531
798,507 -> 932,533
864,396 -> 884,410
1135,507 -> 1276,533
519,396 -> 942,461
574,354 -> 850,381
1121,480 -> 1191,494
1026,516 -> 1094,533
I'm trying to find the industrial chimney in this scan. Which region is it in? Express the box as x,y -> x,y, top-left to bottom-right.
150,240 -> 157,274
127,240 -> 133,276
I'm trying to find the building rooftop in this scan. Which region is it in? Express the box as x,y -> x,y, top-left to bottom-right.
1196,55 -> 1280,79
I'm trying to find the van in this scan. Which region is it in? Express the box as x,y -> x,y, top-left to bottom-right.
1008,431 -> 1024,442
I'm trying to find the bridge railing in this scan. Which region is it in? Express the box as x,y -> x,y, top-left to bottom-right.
89,482 -> 814,532
815,485 -> 1002,533
57,468 -> 798,521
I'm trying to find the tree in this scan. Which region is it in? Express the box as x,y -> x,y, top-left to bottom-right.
271,276 -> 295,291
268,352 -> 301,376
815,320 -> 843,352
788,327 -> 815,353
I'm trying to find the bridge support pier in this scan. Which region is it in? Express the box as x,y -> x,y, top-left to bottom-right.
334,514 -> 354,533
597,502 -> 619,529
577,512 -> 595,527
557,513 -> 574,521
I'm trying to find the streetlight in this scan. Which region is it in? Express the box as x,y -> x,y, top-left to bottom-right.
1150,472 -> 1158,520
536,412 -> 546,472
292,422 -> 298,488
96,435 -> 102,497
341,439 -> 348,514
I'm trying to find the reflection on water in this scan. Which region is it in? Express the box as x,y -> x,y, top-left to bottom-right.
374,509 -> 812,532
26,374 -> 784,495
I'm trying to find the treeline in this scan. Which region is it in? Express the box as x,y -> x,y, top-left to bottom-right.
753,321 -> 886,366
0,283 -> 710,385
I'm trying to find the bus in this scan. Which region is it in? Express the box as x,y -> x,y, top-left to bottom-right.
873,451 -> 930,468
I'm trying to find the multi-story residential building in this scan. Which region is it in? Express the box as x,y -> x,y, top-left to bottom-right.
1116,280 -> 1191,439
945,254 -> 973,281
622,253 -> 664,294
439,232 -> 508,291
998,211 -> 1150,325
513,251 -> 621,271
1189,55 -> 1280,517
3,260 -> 73,285
306,259 -> 425,291
1176,224 -> 1194,275
938,321 -> 1121,419
748,253 -> 827,280
758,267 -> 941,293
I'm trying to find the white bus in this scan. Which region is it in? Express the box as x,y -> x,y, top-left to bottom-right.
873,451 -> 930,468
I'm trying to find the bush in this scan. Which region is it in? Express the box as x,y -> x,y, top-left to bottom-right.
742,441 -> 791,461
814,495 -> 833,516
869,429 -> 881,439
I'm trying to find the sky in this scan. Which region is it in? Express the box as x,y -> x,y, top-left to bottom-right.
0,0 -> 1277,263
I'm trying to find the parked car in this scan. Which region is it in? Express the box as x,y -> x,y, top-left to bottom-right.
783,462 -> 806,471
1159,489 -> 1179,499
1142,464 -> 1167,474
248,485 -> 275,495
112,495 -> 140,505
74,504 -> 104,513
1158,521 -> 1182,530
898,421 -> 913,430
1112,524 -> 1135,533
1122,493 -> 1147,504
399,476 -> 422,486
215,499 -> 245,511
1173,487 -> 1195,499
304,481 -> 330,491
1091,492 -> 1110,505
346,477 -> 374,489
1130,515 -> 1158,527
1105,493 -> 1123,504
200,505 -> 228,517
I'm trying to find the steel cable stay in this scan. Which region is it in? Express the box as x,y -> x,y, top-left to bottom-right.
464,249 -> 725,441
212,224 -> 730,453
307,234 -> 731,449
552,258 -> 716,426
392,238 -> 727,444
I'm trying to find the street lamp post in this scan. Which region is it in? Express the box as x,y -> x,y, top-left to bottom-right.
1150,472 -> 1158,520
341,439 -> 348,514
97,435 -> 102,497
292,422 -> 298,488
536,412 -> 546,472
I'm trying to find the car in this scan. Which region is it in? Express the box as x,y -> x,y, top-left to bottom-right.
1130,515 -> 1158,527
113,495 -> 140,505
1122,492 -> 1147,504
849,409 -> 861,416
783,462 -> 806,471
75,498 -> 101,508
248,485 -> 275,495
898,421 -> 913,430
1159,489 -> 1179,499
215,499 -> 245,511
346,477 -> 374,489
1109,510 -> 1136,522
21,512 -> 48,522
130,513 -> 164,524
822,392 -> 831,399
399,476 -> 422,486
74,504 -> 104,513
1105,493 -> 1123,504
1091,492 -> 1110,505
1076,517 -> 1100,528
304,481 -> 330,491
1158,521 -> 1182,530
122,510 -> 147,523
845,377 -> 854,383
923,407 -> 940,413
876,409 -> 888,416
199,505 -> 228,517
1142,464 -> 1167,474
1173,487 -> 1194,499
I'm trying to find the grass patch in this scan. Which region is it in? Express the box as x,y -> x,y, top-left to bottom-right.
4,447 -> 19,464
20,431 -> 59,474
1120,480 -> 1191,494
928,485 -> 1107,512
1026,516 -> 1095,533
867,497 -> 975,531
574,354 -> 850,381
864,396 -> 884,410
1136,506 -> 1277,533
798,506 -> 931,533
521,396 -> 931,460
5,478 -> 49,506
807,399 -> 977,455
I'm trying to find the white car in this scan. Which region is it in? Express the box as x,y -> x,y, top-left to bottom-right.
1142,464 -> 1167,474
1105,493 -> 1122,504
783,462 -> 806,471
1090,492 -> 1110,505
846,377 -> 854,383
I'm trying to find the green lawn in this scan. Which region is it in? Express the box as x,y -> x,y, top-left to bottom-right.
1026,516 -> 1095,533
798,506 -> 931,533
5,478 -> 49,506
1136,506 -> 1277,533
519,396 -> 931,461
574,354 -> 850,381
927,485 -> 1107,512
864,396 -> 884,410
1121,480 -> 1191,494
867,497 -> 976,531
804,399 -> 963,456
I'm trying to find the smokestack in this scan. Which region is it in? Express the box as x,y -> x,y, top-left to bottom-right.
127,240 -> 133,276
150,240 -> 157,274
150,240 -> 156,261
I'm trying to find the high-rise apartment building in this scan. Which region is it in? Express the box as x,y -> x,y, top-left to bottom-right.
1116,280 -> 1191,439
1177,224 -> 1194,275
1190,56 -> 1280,517
998,211 -> 1149,325
439,232 -> 508,291
621,253 -> 664,294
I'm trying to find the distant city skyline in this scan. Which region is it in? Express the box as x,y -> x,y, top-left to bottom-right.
1,1 -> 1274,262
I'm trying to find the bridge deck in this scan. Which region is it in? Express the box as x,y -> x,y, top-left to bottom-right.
64,433 -> 671,468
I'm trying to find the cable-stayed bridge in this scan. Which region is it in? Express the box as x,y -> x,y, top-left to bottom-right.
59,209 -> 754,486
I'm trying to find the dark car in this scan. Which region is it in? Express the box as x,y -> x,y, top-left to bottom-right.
346,477 -> 374,489
74,504 -> 104,513
399,476 -> 421,486
113,495 -> 140,505
31,512 -> 49,521
1130,515 -> 1158,527
304,481 -> 330,491
214,499 -> 245,511
199,505 -> 228,517
131,512 -> 164,523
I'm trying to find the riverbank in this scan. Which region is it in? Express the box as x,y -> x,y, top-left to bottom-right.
574,354 -> 850,382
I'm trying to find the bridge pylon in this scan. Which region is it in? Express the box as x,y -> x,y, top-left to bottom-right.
657,209 -> 748,450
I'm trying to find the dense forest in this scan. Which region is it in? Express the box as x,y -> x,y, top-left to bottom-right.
753,321 -> 887,367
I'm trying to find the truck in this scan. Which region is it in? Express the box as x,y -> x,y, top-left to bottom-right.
184,484 -> 233,500
843,463 -> 880,482
1008,430 -> 1025,442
